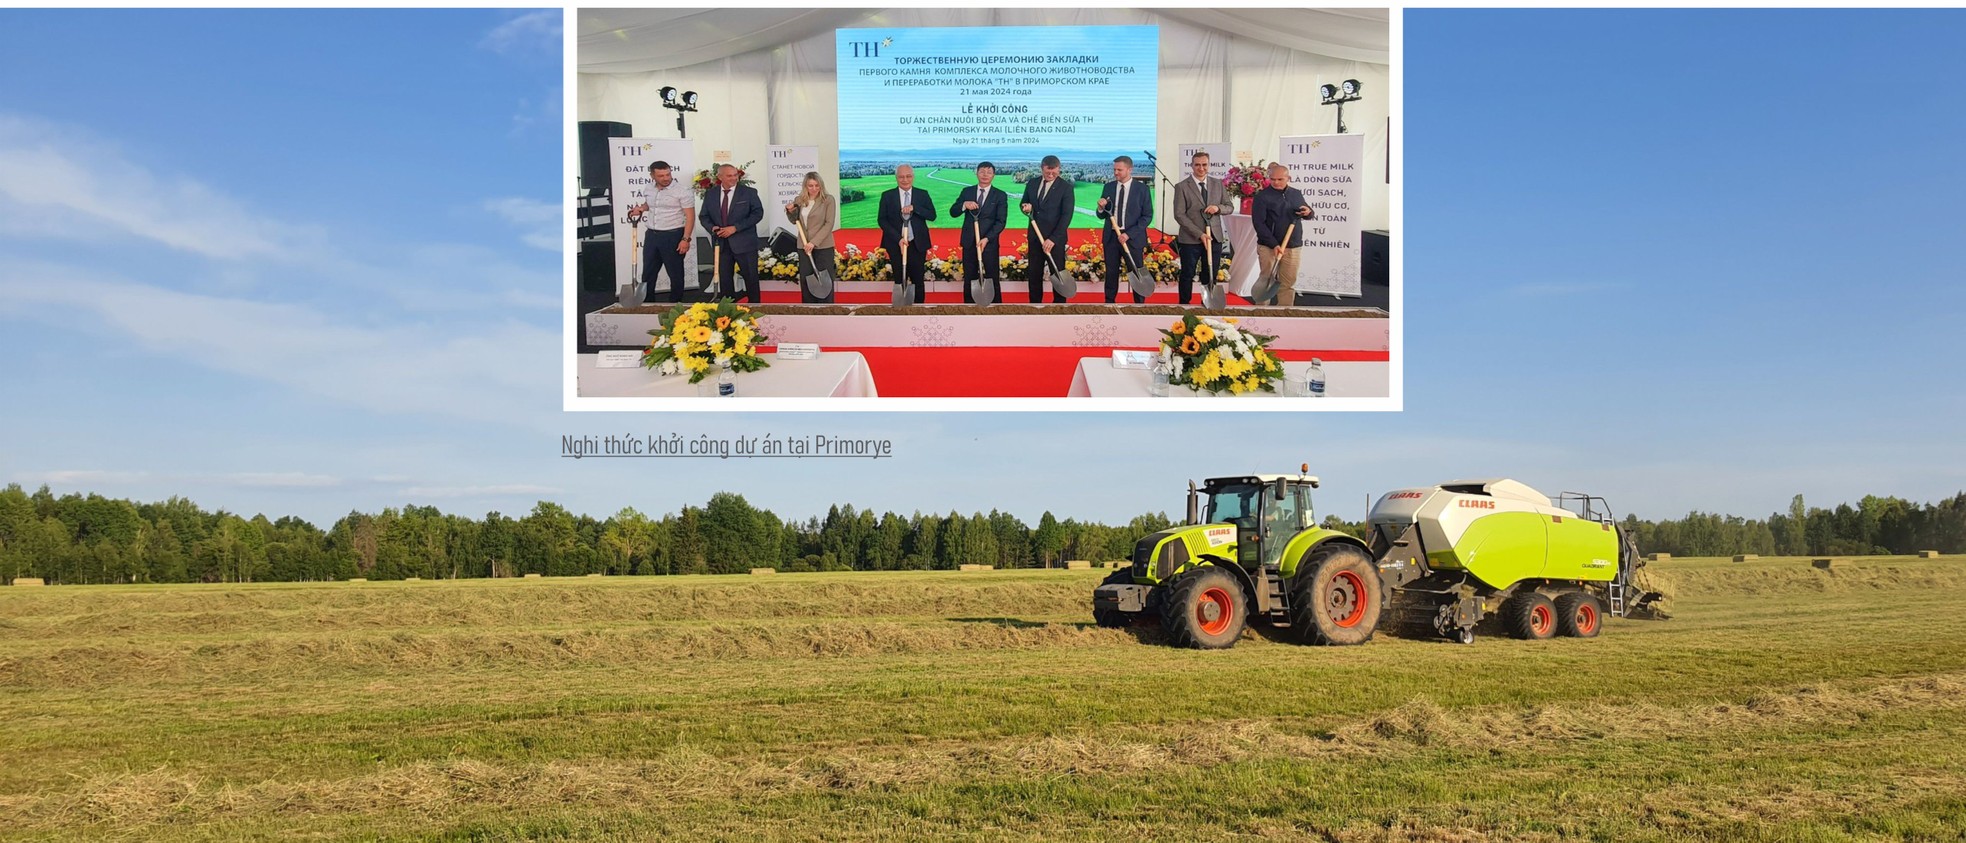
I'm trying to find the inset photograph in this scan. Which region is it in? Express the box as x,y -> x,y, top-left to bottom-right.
571,8 -> 1393,404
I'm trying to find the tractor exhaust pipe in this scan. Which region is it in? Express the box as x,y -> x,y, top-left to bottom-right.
1186,480 -> 1200,525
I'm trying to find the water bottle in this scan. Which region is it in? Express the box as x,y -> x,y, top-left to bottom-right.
717,361 -> 736,397
1307,358 -> 1326,398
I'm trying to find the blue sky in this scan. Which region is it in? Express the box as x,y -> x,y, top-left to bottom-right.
1,9 -> 1961,531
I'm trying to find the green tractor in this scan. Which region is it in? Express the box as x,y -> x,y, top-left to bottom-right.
1092,472 -> 1661,648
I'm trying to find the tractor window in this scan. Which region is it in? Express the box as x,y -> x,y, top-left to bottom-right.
1206,484 -> 1262,528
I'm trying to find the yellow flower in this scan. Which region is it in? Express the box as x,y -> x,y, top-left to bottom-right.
688,326 -> 713,343
1169,321 -> 1186,336
1224,317 -> 1239,324
1192,324 -> 1216,343
715,316 -> 732,329
1179,336 -> 1201,355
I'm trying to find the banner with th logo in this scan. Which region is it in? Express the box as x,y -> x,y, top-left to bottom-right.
1176,142 -> 1231,181
609,138 -> 697,294
1277,133 -> 1364,297
765,145 -> 820,238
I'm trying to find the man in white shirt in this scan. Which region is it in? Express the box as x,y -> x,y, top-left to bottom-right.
632,161 -> 695,302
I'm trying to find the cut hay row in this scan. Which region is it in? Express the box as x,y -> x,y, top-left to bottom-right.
6,670 -> 1962,833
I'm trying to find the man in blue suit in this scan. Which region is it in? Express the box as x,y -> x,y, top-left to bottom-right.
698,163 -> 764,303
1019,155 -> 1072,304
950,161 -> 1008,304
878,164 -> 936,304
1095,155 -> 1153,303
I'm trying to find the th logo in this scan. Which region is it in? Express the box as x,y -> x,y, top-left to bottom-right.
851,41 -> 881,58
1285,143 -> 1311,154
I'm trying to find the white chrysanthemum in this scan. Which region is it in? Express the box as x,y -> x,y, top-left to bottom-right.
710,330 -> 725,345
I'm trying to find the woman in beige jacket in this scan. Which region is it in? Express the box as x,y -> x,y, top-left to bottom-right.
783,171 -> 837,303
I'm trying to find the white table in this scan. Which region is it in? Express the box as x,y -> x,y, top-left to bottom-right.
577,352 -> 879,398
1066,356 -> 1387,398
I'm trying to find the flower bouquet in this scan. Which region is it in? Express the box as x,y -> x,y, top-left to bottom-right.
642,300 -> 771,383
1158,314 -> 1284,395
1222,160 -> 1271,215
692,160 -> 757,195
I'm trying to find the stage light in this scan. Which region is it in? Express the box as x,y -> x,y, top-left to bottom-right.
1319,79 -> 1364,133
1341,79 -> 1362,97
660,86 -> 679,106
1319,84 -> 1338,104
682,91 -> 699,111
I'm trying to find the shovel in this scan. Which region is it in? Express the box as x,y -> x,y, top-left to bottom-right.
792,208 -> 834,300
1200,228 -> 1227,310
966,208 -> 996,304
1029,219 -> 1075,299
1108,211 -> 1154,301
1251,220 -> 1297,305
891,236 -> 912,307
619,220 -> 647,307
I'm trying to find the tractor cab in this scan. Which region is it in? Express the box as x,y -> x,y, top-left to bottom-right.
1196,473 -> 1318,570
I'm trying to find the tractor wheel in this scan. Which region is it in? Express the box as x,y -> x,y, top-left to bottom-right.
1158,566 -> 1247,649
1093,568 -> 1137,628
1555,592 -> 1603,638
1289,544 -> 1383,646
1502,591 -> 1558,640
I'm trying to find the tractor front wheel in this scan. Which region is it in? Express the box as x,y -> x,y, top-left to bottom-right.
1289,544 -> 1383,646
1158,566 -> 1247,649
1503,591 -> 1558,640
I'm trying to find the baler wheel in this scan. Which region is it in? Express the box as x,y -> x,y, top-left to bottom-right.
1555,592 -> 1602,638
1502,591 -> 1557,640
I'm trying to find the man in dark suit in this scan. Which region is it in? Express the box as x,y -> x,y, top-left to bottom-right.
1172,150 -> 1228,306
1252,162 -> 1316,306
1095,155 -> 1154,303
1019,154 -> 1072,304
950,161 -> 1008,304
698,163 -> 764,302
878,164 -> 936,303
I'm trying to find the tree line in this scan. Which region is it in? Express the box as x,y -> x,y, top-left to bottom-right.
1,484 -> 1959,585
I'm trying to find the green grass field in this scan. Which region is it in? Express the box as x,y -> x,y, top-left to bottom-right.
837,168 -> 1114,232
5,555 -> 1966,841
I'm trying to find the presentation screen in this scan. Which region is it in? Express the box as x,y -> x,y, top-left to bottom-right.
836,24 -> 1159,230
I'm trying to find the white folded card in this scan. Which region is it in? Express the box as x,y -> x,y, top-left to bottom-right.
595,350 -> 642,368
776,343 -> 821,360
1111,350 -> 1156,370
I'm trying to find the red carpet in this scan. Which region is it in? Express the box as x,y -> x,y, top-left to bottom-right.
751,289 -> 1255,306
790,346 -> 1388,397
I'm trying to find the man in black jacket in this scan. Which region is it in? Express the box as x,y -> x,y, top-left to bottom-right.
698,163 -> 765,303
1251,162 -> 1315,306
878,164 -> 936,303
1019,155 -> 1072,303
950,161 -> 1008,303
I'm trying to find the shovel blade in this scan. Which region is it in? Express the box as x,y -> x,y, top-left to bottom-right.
1049,269 -> 1076,299
1128,268 -> 1155,300
1202,284 -> 1227,310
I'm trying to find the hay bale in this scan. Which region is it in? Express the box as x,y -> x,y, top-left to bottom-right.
1065,560 -> 1091,570
404,577 -> 422,582
1732,554 -> 1758,563
1919,550 -> 1942,559
957,564 -> 995,572
522,573 -> 542,579
586,573 -> 604,577
10,577 -> 45,587
1647,552 -> 1672,561
347,578 -> 368,583
749,568 -> 775,576
1812,558 -> 1835,570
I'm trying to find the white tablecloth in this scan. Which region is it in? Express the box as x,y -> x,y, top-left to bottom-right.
1066,357 -> 1387,398
1223,213 -> 1263,297
577,352 -> 879,398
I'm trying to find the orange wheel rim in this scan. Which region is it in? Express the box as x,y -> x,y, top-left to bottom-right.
1197,586 -> 1235,635
1577,602 -> 1598,634
1329,571 -> 1368,628
1531,604 -> 1553,636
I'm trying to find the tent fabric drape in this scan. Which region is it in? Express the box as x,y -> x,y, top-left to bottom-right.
578,8 -> 1391,231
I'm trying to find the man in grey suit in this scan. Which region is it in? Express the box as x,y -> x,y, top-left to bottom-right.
1172,150 -> 1229,306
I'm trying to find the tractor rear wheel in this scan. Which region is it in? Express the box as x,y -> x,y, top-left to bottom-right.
1555,592 -> 1603,638
1158,566 -> 1247,649
1093,568 -> 1137,628
1289,544 -> 1383,646
1502,591 -> 1558,640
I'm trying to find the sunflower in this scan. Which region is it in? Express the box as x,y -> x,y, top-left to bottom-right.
715,316 -> 732,329
1169,321 -> 1186,336
1179,335 -> 1201,355
1193,324 -> 1216,343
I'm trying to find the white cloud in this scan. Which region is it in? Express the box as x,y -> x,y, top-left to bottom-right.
11,469 -> 153,487
401,483 -> 563,498
0,113 -> 320,260
484,197 -> 562,252
0,260 -> 560,429
480,10 -> 561,56
223,472 -> 342,489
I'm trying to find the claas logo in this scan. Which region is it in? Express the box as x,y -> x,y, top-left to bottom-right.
1388,491 -> 1424,500
1458,499 -> 1496,509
